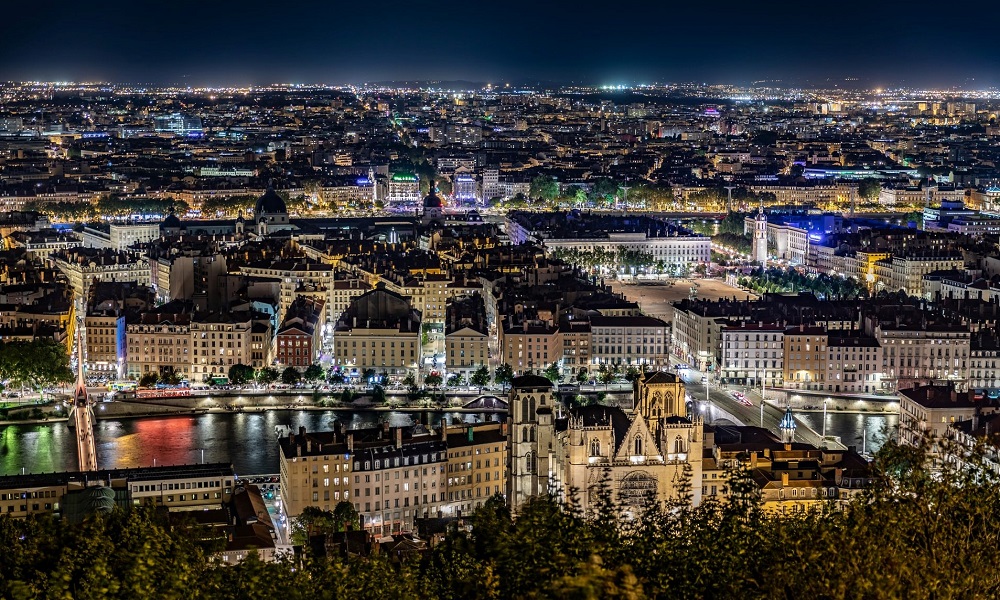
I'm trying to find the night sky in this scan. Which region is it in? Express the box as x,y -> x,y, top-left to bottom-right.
3,0 -> 998,87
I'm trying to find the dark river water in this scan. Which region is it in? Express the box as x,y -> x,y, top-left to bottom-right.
0,410 -> 500,477
0,410 -> 896,477
796,412 -> 898,453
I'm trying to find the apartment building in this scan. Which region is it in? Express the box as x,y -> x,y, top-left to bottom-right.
873,253 -> 965,298
384,272 -> 482,324
721,322 -> 785,388
126,301 -> 193,379
671,298 -> 753,372
501,319 -> 560,375
780,325 -> 826,391
0,464 -> 236,519
190,312 -> 254,380
79,222 -> 161,251
83,282 -> 152,375
826,333 -> 883,394
51,248 -> 151,302
444,423 -> 507,517
280,424 -> 490,536
239,259 -> 334,325
876,322 -> 970,392
333,287 -> 421,379
329,276 -> 372,325
151,252 -> 228,307
386,173 -> 421,205
276,296 -> 325,370
898,386 -> 985,446
589,315 -> 669,368
445,294 -> 490,381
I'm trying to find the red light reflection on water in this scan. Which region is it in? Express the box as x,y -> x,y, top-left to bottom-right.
100,416 -> 197,469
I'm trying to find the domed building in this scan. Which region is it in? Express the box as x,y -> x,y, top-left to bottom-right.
421,186 -> 443,225
161,208 -> 183,236
254,185 -> 290,235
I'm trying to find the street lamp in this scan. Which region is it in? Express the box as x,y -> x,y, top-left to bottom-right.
704,376 -> 710,424
822,398 -> 829,439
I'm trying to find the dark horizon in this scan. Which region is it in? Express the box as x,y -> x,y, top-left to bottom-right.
4,0 -> 1000,89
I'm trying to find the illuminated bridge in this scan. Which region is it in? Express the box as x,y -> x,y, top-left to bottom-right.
71,328 -> 98,472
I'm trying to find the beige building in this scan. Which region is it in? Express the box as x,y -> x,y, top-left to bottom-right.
126,302 -> 193,379
782,326 -> 827,391
333,287 -> 421,380
897,385 -> 987,447
826,334 -> 883,394
279,423 -> 504,537
589,315 -> 670,368
190,312 -> 254,381
445,294 -> 490,381
51,248 -> 150,303
502,320 -> 560,375
444,423 -> 507,517
329,277 -> 372,325
873,254 -> 965,298
876,322 -> 970,392
85,312 -> 125,375
671,299 -> 751,372
0,464 -> 236,519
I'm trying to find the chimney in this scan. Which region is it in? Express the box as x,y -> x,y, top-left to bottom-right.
395,426 -> 403,449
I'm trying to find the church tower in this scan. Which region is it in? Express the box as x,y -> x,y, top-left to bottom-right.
752,200 -> 768,265
507,374 -> 555,510
634,371 -> 686,441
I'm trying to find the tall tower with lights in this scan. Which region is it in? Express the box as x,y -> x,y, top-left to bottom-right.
752,199 -> 767,265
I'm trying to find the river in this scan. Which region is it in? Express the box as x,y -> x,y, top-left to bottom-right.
0,410 -> 896,477
0,410 -> 500,477
795,412 -> 898,453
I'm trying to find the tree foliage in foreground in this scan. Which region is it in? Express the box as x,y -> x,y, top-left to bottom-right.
4,440 -> 1000,598
0,338 -> 74,392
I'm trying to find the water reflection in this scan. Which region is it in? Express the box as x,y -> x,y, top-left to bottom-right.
2,410 -> 502,476
795,412 -> 898,453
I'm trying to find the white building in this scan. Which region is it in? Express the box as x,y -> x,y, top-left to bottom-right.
876,323 -> 970,392
720,322 -> 784,388
79,223 -> 161,251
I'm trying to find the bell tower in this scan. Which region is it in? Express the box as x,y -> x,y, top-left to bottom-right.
752,199 -> 768,265
634,371 -> 686,441
507,374 -> 555,510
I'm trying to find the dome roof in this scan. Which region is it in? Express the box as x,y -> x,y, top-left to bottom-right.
83,486 -> 116,514
423,189 -> 443,209
161,212 -> 181,229
255,187 -> 287,216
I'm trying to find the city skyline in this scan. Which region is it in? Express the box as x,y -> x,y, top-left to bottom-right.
5,0 -> 1000,87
